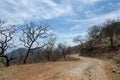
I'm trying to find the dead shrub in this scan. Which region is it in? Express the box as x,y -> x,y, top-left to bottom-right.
113,54 -> 120,64
63,56 -> 80,61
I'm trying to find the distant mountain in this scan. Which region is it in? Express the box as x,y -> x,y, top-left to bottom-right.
7,48 -> 28,59
7,47 -> 45,60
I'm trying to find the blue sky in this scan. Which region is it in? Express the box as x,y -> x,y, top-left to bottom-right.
0,0 -> 120,46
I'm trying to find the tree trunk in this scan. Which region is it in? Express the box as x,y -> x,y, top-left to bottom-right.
48,54 -> 50,61
23,49 -> 30,64
109,34 -> 113,48
6,58 -> 9,67
23,42 -> 33,64
109,34 -> 117,54
63,52 -> 66,59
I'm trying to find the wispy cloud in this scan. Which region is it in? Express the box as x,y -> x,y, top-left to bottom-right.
82,0 -> 104,4
0,0 -> 120,45
57,32 -> 87,38
69,9 -> 120,31
0,0 -> 73,24
70,24 -> 81,31
56,32 -> 88,46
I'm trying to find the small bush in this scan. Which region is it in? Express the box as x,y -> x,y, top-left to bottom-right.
0,62 -> 5,68
113,54 -> 120,64
63,56 -> 80,61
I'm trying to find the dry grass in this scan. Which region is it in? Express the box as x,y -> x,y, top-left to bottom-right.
113,53 -> 120,64
0,58 -> 80,80
0,62 -> 5,68
0,62 -> 64,80
64,56 -> 80,61
59,54 -> 80,61
105,62 -> 120,80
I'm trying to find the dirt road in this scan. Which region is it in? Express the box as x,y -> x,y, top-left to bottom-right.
0,54 -> 109,80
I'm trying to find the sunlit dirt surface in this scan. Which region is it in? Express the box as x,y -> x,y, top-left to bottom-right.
0,54 -> 118,80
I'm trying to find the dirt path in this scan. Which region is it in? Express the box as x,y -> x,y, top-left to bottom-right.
0,54 -> 109,80
39,55 -> 108,80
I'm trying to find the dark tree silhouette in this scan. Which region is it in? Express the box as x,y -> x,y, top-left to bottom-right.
73,35 -> 85,55
88,25 -> 101,39
20,20 -> 50,64
45,34 -> 56,61
0,20 -> 16,67
101,19 -> 117,53
57,43 -> 67,59
73,35 -> 84,48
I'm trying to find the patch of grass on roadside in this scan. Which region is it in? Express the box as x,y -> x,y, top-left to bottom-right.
113,54 -> 120,64
64,56 -> 80,61
0,62 -> 5,68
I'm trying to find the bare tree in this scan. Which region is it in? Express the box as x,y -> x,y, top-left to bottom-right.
101,19 -> 117,53
104,20 -> 114,47
66,46 -> 71,55
58,43 -> 67,59
20,20 -> 50,64
88,25 -> 101,39
73,35 -> 85,55
45,34 -> 56,61
0,20 -> 16,67
73,35 -> 84,48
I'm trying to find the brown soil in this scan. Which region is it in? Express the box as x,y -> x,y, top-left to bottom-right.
0,54 -> 119,80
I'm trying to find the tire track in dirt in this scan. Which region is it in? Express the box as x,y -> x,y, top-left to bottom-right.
0,54 -> 109,80
39,55 -> 108,80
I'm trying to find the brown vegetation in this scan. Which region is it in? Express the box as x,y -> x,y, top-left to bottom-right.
74,19 -> 120,60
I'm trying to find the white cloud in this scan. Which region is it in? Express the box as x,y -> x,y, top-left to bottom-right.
83,0 -> 104,4
84,10 -> 96,18
0,0 -> 74,24
70,24 -> 81,31
56,32 -> 88,46
0,0 -> 120,46
58,32 -> 87,38
69,9 -> 120,30
40,0 -> 58,7
0,0 -> 108,24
